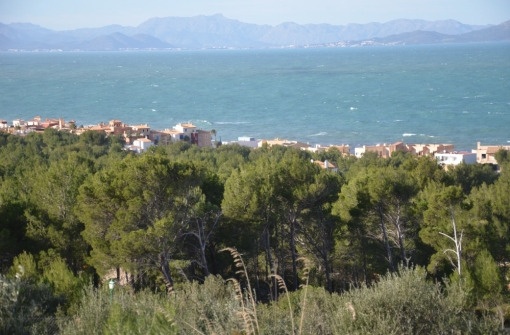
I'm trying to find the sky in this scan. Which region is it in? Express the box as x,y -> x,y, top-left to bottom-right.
1,0 -> 509,30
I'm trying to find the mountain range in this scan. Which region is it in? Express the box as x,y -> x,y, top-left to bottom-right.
1,14 -> 509,51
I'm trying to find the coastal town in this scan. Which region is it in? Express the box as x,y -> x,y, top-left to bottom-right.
1,115 -> 509,170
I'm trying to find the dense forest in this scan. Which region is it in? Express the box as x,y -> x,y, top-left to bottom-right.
1,128 -> 510,334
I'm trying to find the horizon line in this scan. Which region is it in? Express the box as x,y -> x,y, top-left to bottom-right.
2,14 -> 506,32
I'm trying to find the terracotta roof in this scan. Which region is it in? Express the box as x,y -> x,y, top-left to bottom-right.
487,147 -> 502,154
162,129 -> 182,135
132,124 -> 150,129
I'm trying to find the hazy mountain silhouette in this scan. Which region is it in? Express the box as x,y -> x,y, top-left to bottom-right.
0,15 -> 508,51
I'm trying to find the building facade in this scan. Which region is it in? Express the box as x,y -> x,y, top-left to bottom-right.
472,142 -> 510,165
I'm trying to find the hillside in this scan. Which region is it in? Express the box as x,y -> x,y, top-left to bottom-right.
0,15 -> 508,51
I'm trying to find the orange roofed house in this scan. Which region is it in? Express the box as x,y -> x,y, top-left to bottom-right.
355,141 -> 454,158
151,123 -> 212,147
311,159 -> 338,172
472,142 -> 510,166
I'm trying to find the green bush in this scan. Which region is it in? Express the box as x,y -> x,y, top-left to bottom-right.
258,266 -> 501,335
59,285 -> 176,335
55,267 -> 506,334
331,266 -> 500,335
0,275 -> 62,335
173,275 -> 242,334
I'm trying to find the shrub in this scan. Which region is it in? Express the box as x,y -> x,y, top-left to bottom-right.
257,266 -> 501,335
58,266 -> 502,335
173,275 -> 242,334
331,266 -> 500,335
0,274 -> 62,335
59,285 -> 176,335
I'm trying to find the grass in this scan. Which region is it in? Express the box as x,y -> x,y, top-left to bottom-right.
53,259 -> 502,334
221,247 -> 260,335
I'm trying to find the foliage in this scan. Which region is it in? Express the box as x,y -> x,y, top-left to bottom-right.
76,152 -> 220,290
494,149 -> 510,165
331,266 -> 500,334
0,274 -> 62,335
0,130 -> 509,330
173,276 -> 242,334
58,266 -> 501,335
7,251 -> 89,315
59,285 -> 177,335
471,249 -> 503,301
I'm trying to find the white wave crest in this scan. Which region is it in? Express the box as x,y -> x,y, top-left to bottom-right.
215,121 -> 250,125
308,132 -> 327,137
193,119 -> 212,125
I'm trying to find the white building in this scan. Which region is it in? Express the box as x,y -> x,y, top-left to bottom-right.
236,136 -> 260,148
435,151 -> 477,167
174,123 -> 197,135
12,119 -> 25,127
131,138 -> 154,153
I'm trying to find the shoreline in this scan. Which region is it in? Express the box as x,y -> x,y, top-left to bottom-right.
2,116 -> 510,162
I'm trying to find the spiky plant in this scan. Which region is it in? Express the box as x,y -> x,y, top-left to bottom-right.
221,247 -> 260,335
270,273 -> 295,334
297,257 -> 311,335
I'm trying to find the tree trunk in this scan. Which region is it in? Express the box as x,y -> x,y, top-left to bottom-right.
324,257 -> 332,292
197,219 -> 210,276
159,252 -> 174,293
263,225 -> 278,300
290,217 -> 299,290
378,204 -> 394,272
393,202 -> 407,265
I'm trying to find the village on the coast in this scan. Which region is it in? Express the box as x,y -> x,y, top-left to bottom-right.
1,116 -> 510,170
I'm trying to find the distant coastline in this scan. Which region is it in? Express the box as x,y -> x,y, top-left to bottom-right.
1,15 -> 509,51
2,116 -> 509,163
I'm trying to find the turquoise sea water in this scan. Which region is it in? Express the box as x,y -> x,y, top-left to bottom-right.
1,43 -> 509,150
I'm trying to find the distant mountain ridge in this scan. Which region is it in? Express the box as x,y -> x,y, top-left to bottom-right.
362,19 -> 510,46
0,14 -> 508,51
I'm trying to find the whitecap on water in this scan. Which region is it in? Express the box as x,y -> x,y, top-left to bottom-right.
402,133 -> 416,137
215,121 -> 250,125
308,132 -> 327,137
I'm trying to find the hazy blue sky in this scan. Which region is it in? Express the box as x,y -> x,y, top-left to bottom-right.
1,0 -> 509,30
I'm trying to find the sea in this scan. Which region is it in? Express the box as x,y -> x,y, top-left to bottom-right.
1,43 -> 509,151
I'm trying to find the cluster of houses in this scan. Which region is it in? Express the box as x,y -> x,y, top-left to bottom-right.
1,116 -> 213,153
232,138 -> 509,171
353,141 -> 510,170
1,116 -> 509,171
